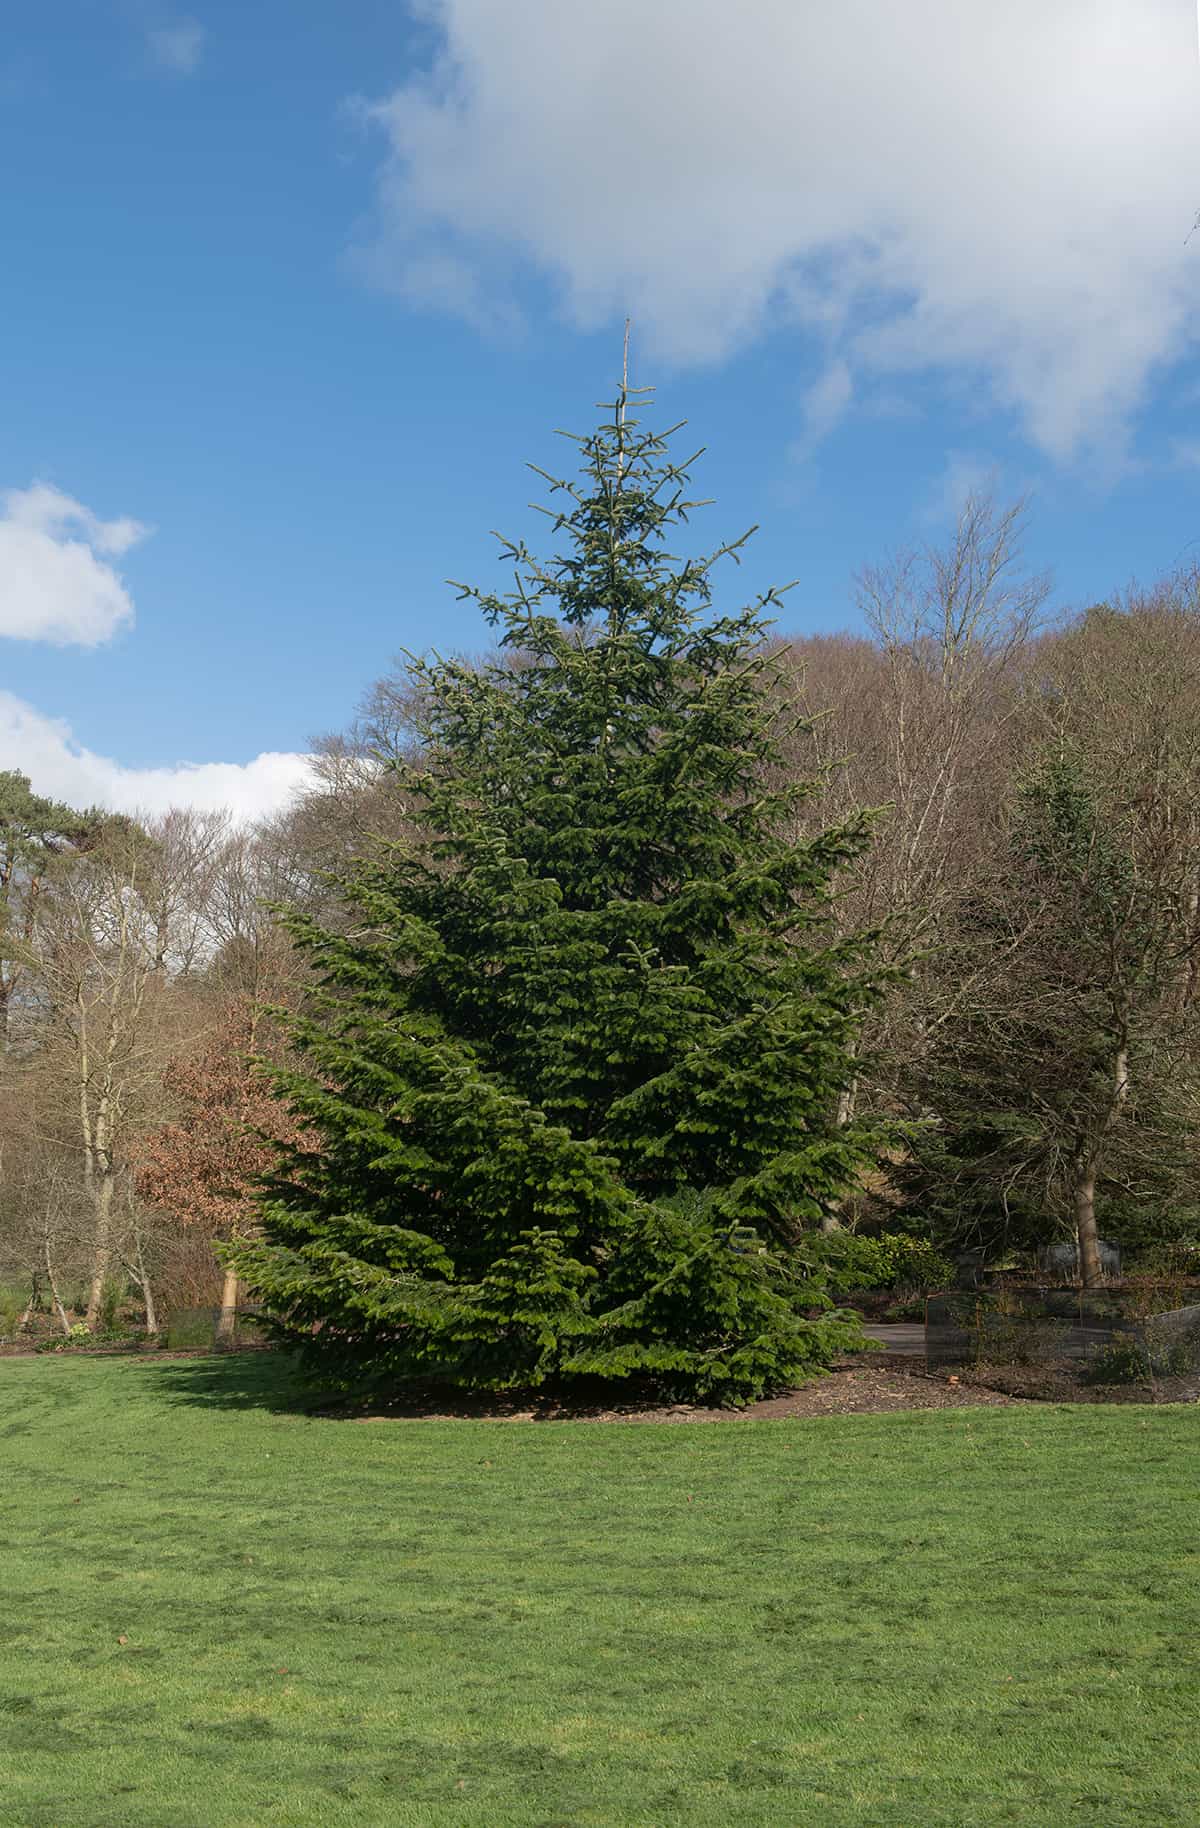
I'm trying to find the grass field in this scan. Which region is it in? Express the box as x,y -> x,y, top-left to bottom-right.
1,1355 -> 1196,1828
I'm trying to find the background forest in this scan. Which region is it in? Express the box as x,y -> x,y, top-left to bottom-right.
3,485 -> 1199,1349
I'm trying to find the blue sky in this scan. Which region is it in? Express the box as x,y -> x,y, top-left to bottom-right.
3,0 -> 1200,817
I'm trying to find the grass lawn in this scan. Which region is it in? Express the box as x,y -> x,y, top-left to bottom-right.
0,1355 -> 1196,1827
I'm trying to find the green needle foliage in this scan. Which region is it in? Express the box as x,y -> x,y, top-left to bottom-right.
232,386 -> 885,1402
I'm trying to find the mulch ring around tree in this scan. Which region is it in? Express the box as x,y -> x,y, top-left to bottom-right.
326,1357 -> 1200,1421
327,1364 -> 1018,1423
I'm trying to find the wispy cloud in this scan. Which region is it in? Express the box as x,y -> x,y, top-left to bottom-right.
146,17 -> 205,76
354,0 -> 1200,465
789,362 -> 854,464
0,483 -> 149,646
924,452 -> 1002,526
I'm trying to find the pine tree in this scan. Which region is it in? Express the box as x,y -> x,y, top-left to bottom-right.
230,384 -> 883,1401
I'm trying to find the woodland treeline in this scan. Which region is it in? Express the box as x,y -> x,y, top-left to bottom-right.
2,489 -> 1199,1339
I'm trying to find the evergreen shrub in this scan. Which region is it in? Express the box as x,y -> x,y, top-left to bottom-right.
797,1232 -> 954,1298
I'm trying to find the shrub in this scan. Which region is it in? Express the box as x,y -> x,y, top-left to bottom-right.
36,1324 -> 92,1355
95,1281 -> 126,1334
1083,1333 -> 1152,1386
1130,1239 -> 1200,1279
798,1232 -> 954,1298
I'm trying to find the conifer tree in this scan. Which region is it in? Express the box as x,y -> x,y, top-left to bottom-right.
230,384 -> 883,1401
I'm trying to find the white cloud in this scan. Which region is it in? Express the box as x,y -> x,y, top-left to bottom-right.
358,0 -> 1200,462
147,18 -> 205,75
0,691 -> 313,823
0,483 -> 149,646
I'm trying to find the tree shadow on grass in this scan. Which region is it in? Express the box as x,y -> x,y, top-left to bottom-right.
148,1349 -> 706,1423
149,1350 -> 320,1416
148,1350 -> 594,1421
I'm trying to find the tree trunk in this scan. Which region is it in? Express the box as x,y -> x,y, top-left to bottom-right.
129,1212 -> 158,1336
17,1274 -> 42,1332
1072,1044 -> 1128,1289
1074,1159 -> 1103,1288
86,1171 -> 115,1328
44,1235 -> 71,1336
215,1267 -> 240,1346
821,1075 -> 857,1230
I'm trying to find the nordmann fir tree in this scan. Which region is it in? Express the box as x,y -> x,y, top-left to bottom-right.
230,385 -> 885,1402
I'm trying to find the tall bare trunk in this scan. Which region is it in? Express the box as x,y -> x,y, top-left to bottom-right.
1072,1043 -> 1128,1288
86,1170 -> 114,1328
17,1275 -> 41,1331
44,1235 -> 71,1336
129,1209 -> 158,1336
1074,1158 -> 1102,1288
215,1267 -> 240,1345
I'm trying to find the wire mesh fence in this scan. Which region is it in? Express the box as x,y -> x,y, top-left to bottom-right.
925,1283 -> 1200,1394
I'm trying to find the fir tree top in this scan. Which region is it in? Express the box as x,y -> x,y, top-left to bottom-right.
395,384 -> 859,915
